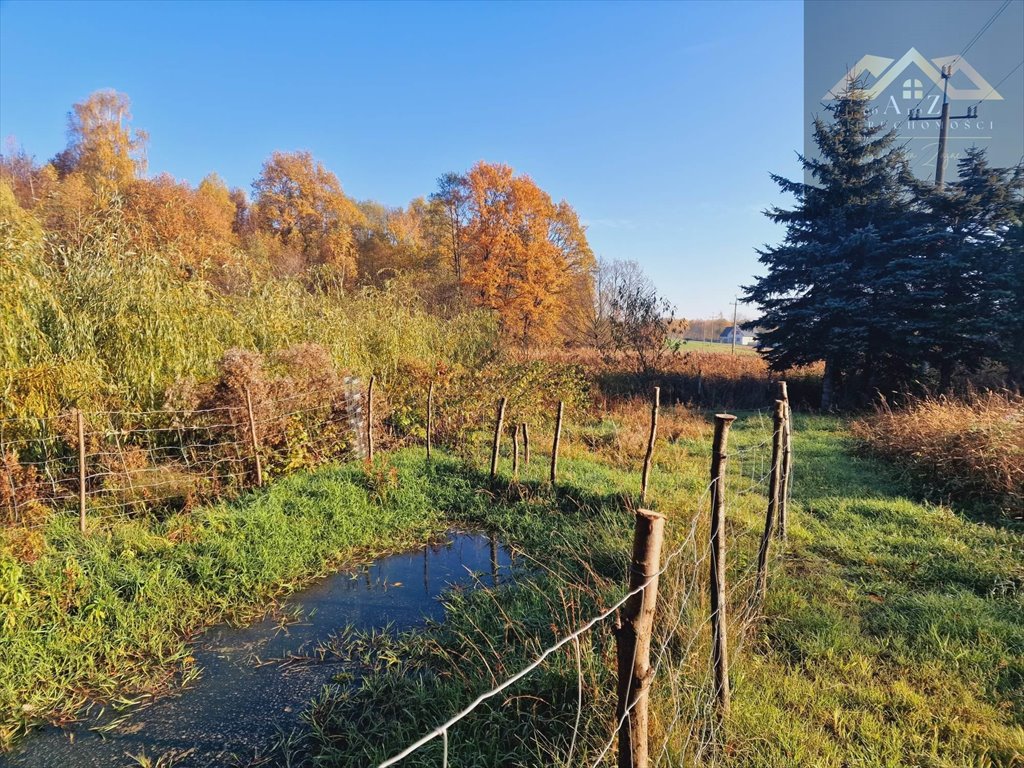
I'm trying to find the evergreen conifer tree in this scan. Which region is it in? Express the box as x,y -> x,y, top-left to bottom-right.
744,79 -> 919,409
900,149 -> 1023,391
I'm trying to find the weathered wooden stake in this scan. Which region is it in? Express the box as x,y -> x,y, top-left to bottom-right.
615,509 -> 666,768
367,375 -> 376,462
244,385 -> 263,487
755,400 -> 786,603
77,409 -> 86,534
426,380 -> 434,461
490,397 -> 507,480
489,532 -> 499,587
777,381 -> 792,539
550,401 -> 564,486
710,413 -> 736,717
640,386 -> 660,503
511,423 -> 520,477
521,422 -> 530,466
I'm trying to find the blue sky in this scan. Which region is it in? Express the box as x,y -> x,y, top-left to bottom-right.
0,0 -> 805,318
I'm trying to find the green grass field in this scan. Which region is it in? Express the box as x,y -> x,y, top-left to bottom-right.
276,413 -> 1024,766
673,339 -> 760,356
2,412 -> 1021,765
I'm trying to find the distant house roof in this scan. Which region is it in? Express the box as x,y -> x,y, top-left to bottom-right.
719,326 -> 762,338
719,326 -> 753,338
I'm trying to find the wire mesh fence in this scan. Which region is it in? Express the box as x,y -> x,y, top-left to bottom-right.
0,384 -> 362,529
361,394 -> 793,767
1,375 -> 795,767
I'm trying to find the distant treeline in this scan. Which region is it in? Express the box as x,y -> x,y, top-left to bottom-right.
0,90 -> 692,420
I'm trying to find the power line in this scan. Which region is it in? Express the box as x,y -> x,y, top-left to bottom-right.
894,0 -> 1014,130
951,0 -> 1013,68
970,57 -> 1024,108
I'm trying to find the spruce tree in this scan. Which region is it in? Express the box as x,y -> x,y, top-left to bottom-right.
900,149 -> 1023,392
744,80 -> 917,409
989,163 -> 1024,388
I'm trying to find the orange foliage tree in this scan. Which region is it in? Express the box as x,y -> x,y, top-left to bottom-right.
459,162 -> 594,346
251,151 -> 365,287
121,173 -> 239,276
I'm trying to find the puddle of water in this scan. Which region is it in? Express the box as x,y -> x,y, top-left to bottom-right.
4,532 -> 511,768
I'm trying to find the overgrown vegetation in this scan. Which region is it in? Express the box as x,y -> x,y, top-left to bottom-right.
852,391 -> 1024,520
542,347 -> 823,409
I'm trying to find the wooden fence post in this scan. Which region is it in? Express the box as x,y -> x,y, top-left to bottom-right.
426,380 -> 434,461
77,409 -> 86,534
615,509 -> 666,768
490,397 -> 507,480
640,386 -> 660,503
550,400 -> 564,486
710,413 -> 736,716
244,385 -> 263,487
777,381 -> 792,539
367,375 -> 376,463
521,422 -> 530,467
755,400 -> 786,604
511,423 -> 520,477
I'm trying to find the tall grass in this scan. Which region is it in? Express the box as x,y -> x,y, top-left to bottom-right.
264,412 -> 1024,768
852,392 -> 1024,518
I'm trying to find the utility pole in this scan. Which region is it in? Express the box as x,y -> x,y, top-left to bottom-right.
908,64 -> 978,188
731,297 -> 738,356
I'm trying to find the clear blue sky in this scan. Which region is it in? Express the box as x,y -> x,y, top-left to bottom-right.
0,0 -> 804,319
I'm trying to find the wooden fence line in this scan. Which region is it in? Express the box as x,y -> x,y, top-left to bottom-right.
615,509 -> 666,768
550,400 -> 564,486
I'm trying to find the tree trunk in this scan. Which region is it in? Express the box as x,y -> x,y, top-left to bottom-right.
939,356 -> 955,395
820,358 -> 835,412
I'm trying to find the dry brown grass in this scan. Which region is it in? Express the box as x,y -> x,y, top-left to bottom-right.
563,396 -> 708,469
535,347 -> 823,409
852,391 -> 1024,517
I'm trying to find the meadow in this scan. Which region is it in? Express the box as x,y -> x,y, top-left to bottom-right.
3,400 -> 1021,766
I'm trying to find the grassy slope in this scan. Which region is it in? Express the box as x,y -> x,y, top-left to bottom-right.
674,339 -> 760,356
731,415 -> 1024,767
0,454 -> 449,749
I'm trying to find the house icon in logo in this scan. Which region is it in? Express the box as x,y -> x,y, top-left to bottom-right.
824,48 -> 1004,101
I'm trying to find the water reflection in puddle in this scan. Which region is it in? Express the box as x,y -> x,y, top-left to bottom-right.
4,532 -> 511,768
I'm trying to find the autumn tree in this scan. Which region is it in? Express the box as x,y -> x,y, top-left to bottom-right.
0,140 -> 57,210
251,151 -> 364,287
608,260 -> 675,374
52,90 -> 147,193
457,162 -> 594,346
